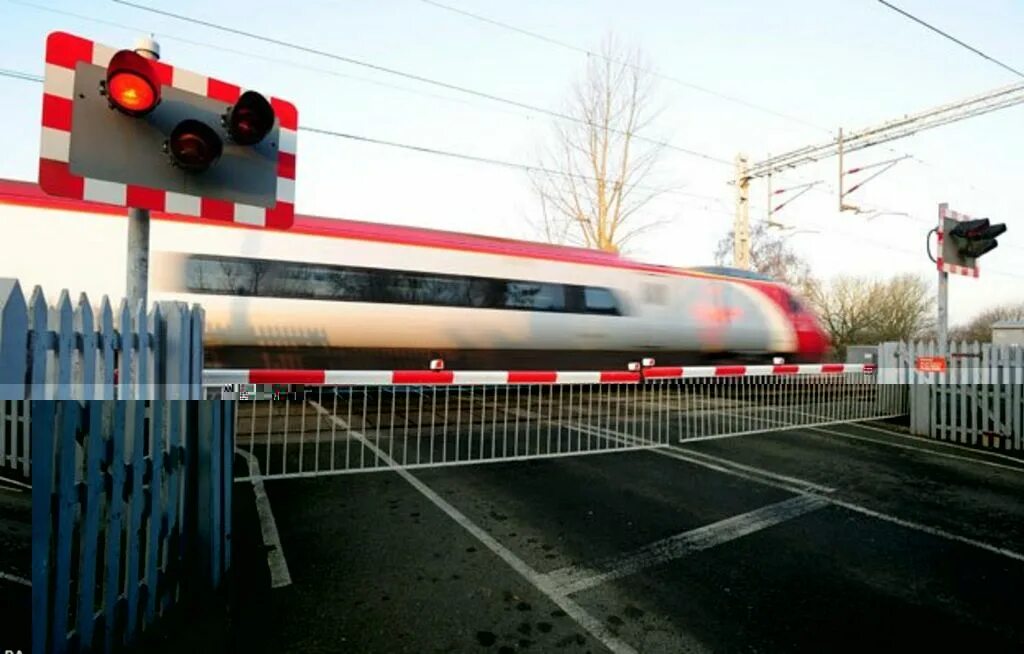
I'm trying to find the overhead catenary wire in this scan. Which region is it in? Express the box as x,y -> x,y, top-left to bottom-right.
0,67 -> 736,210
7,0 -> 542,121
417,0 -> 833,134
876,0 -> 1024,79
418,0 -> 1018,206
110,0 -> 732,165
300,126 -> 726,201
0,67 -> 42,83
11,0 -> 993,206
6,66 -> 1022,264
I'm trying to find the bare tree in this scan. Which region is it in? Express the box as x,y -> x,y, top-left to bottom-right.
714,223 -> 813,291
531,35 -> 667,253
950,301 -> 1024,342
806,273 -> 934,357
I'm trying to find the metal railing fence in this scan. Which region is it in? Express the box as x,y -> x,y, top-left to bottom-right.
204,364 -> 898,482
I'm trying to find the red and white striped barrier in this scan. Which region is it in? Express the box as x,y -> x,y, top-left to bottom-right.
203,364 -> 875,387
643,363 -> 875,379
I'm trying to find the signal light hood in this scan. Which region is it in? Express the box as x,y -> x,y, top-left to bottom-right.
105,49 -> 161,116
223,90 -> 275,146
167,119 -> 223,173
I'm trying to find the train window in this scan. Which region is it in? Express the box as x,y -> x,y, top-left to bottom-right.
182,254 -> 619,316
786,293 -> 804,313
584,287 -> 618,315
505,282 -> 565,311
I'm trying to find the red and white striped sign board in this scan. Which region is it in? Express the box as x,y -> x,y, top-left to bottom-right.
937,203 -> 980,278
38,31 -> 297,228
203,363 -> 876,387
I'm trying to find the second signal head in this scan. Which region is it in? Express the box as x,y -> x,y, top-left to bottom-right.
223,91 -> 275,146
166,120 -> 223,173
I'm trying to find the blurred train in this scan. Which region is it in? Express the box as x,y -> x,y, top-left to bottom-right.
0,178 -> 829,370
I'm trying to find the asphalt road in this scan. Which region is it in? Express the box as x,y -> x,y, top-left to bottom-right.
0,480 -> 31,654
228,420 -> 1024,653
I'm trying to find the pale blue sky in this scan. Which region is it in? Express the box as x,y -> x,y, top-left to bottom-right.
1,0 -> 1022,324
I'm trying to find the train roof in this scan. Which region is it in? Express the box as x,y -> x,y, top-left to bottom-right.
0,177 -> 779,285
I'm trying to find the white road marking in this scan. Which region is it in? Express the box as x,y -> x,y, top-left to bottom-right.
652,447 -> 818,496
665,445 -> 837,494
0,571 -> 30,586
0,475 -> 29,491
563,422 -> 834,494
661,443 -> 1024,564
235,448 -> 292,589
768,407 -> 1024,472
309,402 -> 658,654
841,421 -> 1024,468
801,426 -> 1024,475
827,498 -> 1024,563
543,494 -> 829,595
664,410 -> 907,445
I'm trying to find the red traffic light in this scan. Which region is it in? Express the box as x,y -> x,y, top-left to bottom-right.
167,120 -> 223,173
105,50 -> 161,116
223,91 -> 275,146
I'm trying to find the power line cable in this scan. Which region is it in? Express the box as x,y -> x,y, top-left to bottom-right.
0,67 -> 731,204
417,0 -> 834,134
110,0 -> 732,165
0,68 -> 42,83
9,67 -> 1023,262
6,0 -> 540,121
300,126 -> 725,201
876,0 -> 1024,79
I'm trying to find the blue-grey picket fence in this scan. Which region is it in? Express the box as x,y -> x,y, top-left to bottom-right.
0,399 -> 30,481
32,400 -> 235,654
0,278 -> 204,400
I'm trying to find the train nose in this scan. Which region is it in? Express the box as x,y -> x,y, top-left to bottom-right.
795,316 -> 830,358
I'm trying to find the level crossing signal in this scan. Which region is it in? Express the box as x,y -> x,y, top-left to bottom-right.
937,203 -> 1007,278
948,219 -> 1006,259
39,31 -> 297,228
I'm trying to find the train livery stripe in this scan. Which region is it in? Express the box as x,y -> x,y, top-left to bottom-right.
205,364 -> 876,387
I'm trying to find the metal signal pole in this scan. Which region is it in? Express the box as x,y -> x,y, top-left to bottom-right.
126,36 -> 160,310
937,270 -> 948,355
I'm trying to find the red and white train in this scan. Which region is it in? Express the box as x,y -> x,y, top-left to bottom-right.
0,178 -> 829,370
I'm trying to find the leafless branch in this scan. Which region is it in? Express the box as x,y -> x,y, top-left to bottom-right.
530,34 -> 670,253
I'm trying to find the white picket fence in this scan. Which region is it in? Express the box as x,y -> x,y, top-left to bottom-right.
879,340 -> 1023,451
0,278 -> 204,400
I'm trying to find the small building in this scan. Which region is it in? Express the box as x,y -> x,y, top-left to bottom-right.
845,345 -> 877,364
992,320 -> 1024,346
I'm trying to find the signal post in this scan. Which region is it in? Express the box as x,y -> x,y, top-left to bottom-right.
125,37 -> 159,309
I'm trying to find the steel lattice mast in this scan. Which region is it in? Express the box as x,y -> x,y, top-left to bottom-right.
731,79 -> 1024,269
